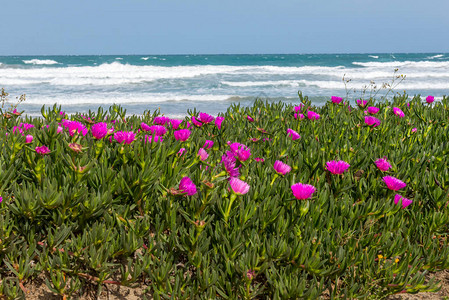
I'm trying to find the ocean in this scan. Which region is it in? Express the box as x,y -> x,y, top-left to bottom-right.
0,53 -> 448,117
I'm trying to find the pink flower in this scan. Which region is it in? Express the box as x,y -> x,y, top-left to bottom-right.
375,158 -> 391,171
294,113 -> 304,120
174,129 -> 191,142
179,177 -> 197,196
198,148 -> 209,161
364,116 -> 381,127
326,160 -> 350,175
394,194 -> 413,208
144,135 -> 163,143
178,148 -> 186,156
153,116 -> 170,125
367,106 -> 379,114
255,157 -> 264,162
114,131 -> 135,144
169,119 -> 183,129
0,196 -> 2,203
140,122 -> 151,132
148,125 -> 167,136
307,111 -> 320,120
331,96 -> 343,104
191,116 -> 203,127
199,112 -> 214,124
222,151 -> 240,177
393,107 -> 405,118
229,142 -> 251,161
426,95 -> 435,104
247,116 -> 254,122
411,127 -> 417,133
62,120 -> 88,136
229,177 -> 250,195
294,104 -> 303,112
356,99 -> 368,108
273,160 -> 291,175
91,122 -> 109,139
25,135 -> 33,144
382,176 -> 406,191
287,128 -> 301,140
36,145 -> 51,155
215,116 -> 224,130
203,140 -> 214,149
291,182 -> 316,200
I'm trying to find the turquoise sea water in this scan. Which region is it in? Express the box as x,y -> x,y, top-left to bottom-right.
0,53 -> 448,116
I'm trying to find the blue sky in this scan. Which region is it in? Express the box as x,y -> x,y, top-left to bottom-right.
1,0 -> 448,55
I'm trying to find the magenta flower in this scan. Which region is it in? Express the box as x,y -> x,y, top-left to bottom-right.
114,131 -> 135,144
203,140 -> 214,149
0,196 -> 2,203
178,148 -> 186,156
287,128 -> 301,140
148,125 -> 167,136
255,157 -> 264,162
383,176 -> 406,190
364,116 -> 381,127
222,151 -> 240,177
375,158 -> 391,171
367,106 -> 379,114
294,104 -> 303,113
140,122 -> 151,132
153,116 -> 170,125
169,119 -> 183,129
229,142 -> 251,161
307,111 -> 320,120
411,127 -> 417,133
21,123 -> 35,131
91,122 -> 109,139
326,160 -> 350,175
25,135 -> 33,144
426,95 -> 435,104
36,145 -> 51,155
394,194 -> 413,208
198,148 -> 209,161
144,135 -> 163,143
331,96 -> 343,104
174,129 -> 191,142
179,177 -> 197,196
294,113 -> 304,120
62,120 -> 88,136
215,116 -> 224,130
229,177 -> 250,195
199,112 -> 214,124
273,160 -> 291,175
393,107 -> 405,118
247,116 -> 254,122
291,182 -> 316,200
356,99 -> 368,108
191,116 -> 203,127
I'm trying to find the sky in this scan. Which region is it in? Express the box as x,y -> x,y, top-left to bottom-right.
1,0 -> 448,55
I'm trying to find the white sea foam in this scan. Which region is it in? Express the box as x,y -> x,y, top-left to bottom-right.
352,60 -> 449,68
22,59 -> 59,65
368,55 -> 379,59
141,57 -> 150,60
115,57 -> 123,60
427,54 -> 444,59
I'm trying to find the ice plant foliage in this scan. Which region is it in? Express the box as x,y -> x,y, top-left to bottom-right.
273,160 -> 291,175
383,176 -> 406,191
375,158 -> 392,172
326,160 -> 350,175
394,194 -> 413,208
229,177 -> 250,195
291,183 -> 316,200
